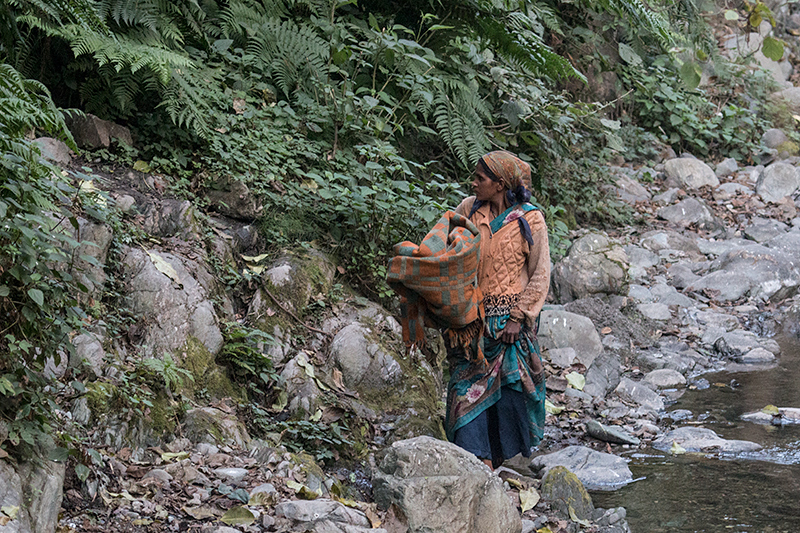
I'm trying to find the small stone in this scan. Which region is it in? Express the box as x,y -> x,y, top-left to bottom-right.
212,467 -> 248,483
143,469 -> 172,483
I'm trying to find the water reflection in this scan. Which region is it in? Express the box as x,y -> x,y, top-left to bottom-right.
593,337 -> 800,532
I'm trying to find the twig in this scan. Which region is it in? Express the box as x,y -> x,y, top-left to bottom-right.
260,285 -> 333,338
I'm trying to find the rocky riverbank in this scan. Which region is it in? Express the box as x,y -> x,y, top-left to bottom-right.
2,115 -> 800,533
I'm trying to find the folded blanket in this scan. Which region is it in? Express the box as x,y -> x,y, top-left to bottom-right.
387,211 -> 484,359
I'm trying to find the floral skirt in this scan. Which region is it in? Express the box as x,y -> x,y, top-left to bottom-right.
444,315 -> 546,463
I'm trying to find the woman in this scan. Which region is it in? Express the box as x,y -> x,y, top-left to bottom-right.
446,150 -> 550,469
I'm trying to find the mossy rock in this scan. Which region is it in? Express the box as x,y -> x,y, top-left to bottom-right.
540,465 -> 594,520
178,337 -> 239,400
183,407 -> 251,448
777,140 -> 799,157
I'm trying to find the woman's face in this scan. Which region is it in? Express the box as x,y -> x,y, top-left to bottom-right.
471,166 -> 501,201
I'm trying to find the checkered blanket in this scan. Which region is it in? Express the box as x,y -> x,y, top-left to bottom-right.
387,211 -> 483,351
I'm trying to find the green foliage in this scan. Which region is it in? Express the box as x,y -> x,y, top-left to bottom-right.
140,353 -> 194,394
622,60 -> 770,160
217,322 -> 280,399
0,63 -> 92,458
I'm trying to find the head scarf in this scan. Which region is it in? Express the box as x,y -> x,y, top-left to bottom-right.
470,150 -> 536,245
478,150 -> 532,192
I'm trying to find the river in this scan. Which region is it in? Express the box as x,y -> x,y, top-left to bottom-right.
593,337 -> 800,532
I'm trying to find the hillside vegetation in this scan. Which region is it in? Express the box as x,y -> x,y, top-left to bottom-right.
0,0 -> 795,462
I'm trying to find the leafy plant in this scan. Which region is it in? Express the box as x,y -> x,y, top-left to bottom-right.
140,353 -> 194,395
217,321 -> 280,400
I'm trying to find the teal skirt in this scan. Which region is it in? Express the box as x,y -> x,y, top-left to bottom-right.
445,315 -> 546,464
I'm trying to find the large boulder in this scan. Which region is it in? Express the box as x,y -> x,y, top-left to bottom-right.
686,238 -> 800,303
122,247 -> 226,357
32,137 -> 72,165
540,466 -> 595,520
182,407 -> 251,448
206,178 -> 263,221
531,446 -> 633,490
71,217 -> 114,302
725,32 -> 792,88
140,199 -> 203,242
614,378 -> 664,412
538,310 -> 603,368
638,230 -> 705,262
653,427 -> 761,454
373,436 -> 521,533
0,459 -> 65,533
275,499 -> 383,533
552,232 -> 629,303
583,352 -> 622,399
66,113 -> 132,149
329,323 -> 402,393
663,158 -> 719,190
656,198 -> 723,232
755,162 -> 800,204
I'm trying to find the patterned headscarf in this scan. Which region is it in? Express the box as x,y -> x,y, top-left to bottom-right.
478,151 -> 532,192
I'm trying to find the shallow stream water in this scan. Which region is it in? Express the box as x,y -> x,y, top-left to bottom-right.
593,336 -> 800,533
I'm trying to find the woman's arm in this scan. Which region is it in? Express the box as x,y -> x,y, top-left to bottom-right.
510,210 -> 551,326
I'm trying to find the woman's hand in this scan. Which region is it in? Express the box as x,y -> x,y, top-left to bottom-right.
500,320 -> 522,344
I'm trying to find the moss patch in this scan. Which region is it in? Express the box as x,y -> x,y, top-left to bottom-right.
178,337 -> 238,400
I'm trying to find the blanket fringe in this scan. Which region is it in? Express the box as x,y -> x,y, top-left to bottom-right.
444,319 -> 486,367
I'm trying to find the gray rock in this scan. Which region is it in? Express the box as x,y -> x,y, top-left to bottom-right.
650,283 -> 695,307
652,188 -> 680,205
70,331 -> 106,377
715,158 -> 739,177
122,247 -> 225,356
532,446 -> 633,490
653,427 -> 761,453
762,128 -> 789,149
538,310 -> 603,368
552,232 -> 629,302
656,198 -> 722,231
727,32 -> 791,87
756,162 -> 799,203
213,467 -> 248,483
687,242 -> 800,303
206,178 -> 262,221
280,353 -> 322,415
143,469 -> 173,483
615,378 -> 664,411
585,420 -> 640,446
373,436 -> 521,533
692,310 -> 740,331
625,246 -> 660,279
639,230 -> 705,262
0,460 -> 65,533
544,347 -> 577,369
66,113 -> 132,149
664,158 -> 720,189
276,499 -> 372,527
114,193 -> 136,213
32,137 -> 72,165
744,217 -> 789,242
635,348 -> 697,374
715,330 -> 780,361
330,323 -> 402,392
643,368 -> 686,388
713,182 -> 753,201
740,347 -> 776,364
666,264 -> 700,289
69,217 -> 113,301
183,407 -> 250,448
627,284 -> 653,303
613,172 -> 652,204
636,303 -> 671,321
540,466 -> 595,520
584,352 -> 622,399
742,407 -> 800,425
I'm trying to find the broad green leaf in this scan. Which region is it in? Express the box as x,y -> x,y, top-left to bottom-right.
762,404 -> 780,415
145,249 -> 181,286
161,451 -> 190,462
600,118 -> 620,130
568,505 -> 592,526
0,285 -> 7,297
133,160 -> 151,173
48,447 -> 70,462
762,36 -> 785,61
519,487 -> 540,513
565,372 -> 585,391
27,288 -> 43,307
679,61 -> 702,90
1,506 -> 19,519
724,10 -> 739,20
220,506 -> 255,526
75,463 -> 90,481
670,441 -> 686,455
618,43 -> 642,66
545,399 -> 563,415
